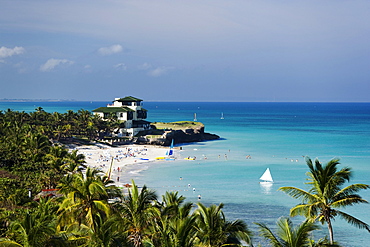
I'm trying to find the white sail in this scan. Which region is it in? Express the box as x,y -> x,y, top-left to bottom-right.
260,168 -> 273,183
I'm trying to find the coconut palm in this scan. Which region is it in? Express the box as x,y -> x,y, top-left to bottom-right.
61,149 -> 87,174
159,191 -> 190,219
279,157 -> 370,244
0,198 -> 62,247
92,215 -> 127,247
76,109 -> 93,137
255,217 -> 320,247
149,191 -> 197,247
57,168 -> 111,233
60,214 -> 126,247
120,180 -> 157,247
22,132 -> 51,165
44,146 -> 70,188
195,202 -> 252,247
149,208 -> 197,247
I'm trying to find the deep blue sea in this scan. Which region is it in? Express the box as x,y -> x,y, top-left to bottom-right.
2,101 -> 370,246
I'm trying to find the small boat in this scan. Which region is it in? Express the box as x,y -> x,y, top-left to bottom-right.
259,168 -> 273,184
194,113 -> 197,121
184,157 -> 196,160
155,157 -> 166,160
168,139 -> 174,156
220,112 -> 224,119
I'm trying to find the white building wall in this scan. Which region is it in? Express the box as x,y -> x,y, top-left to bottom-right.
112,98 -> 123,107
94,98 -> 147,137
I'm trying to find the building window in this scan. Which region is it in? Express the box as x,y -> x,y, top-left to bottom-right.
127,112 -> 133,120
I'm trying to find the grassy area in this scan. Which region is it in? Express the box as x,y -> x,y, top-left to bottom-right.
151,121 -> 204,130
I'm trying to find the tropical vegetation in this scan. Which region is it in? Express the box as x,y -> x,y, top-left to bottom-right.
279,157 -> 370,245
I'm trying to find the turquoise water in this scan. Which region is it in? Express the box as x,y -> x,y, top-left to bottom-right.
2,101 -> 370,246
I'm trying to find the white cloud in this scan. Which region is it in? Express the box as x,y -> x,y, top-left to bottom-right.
13,62 -> 28,73
40,58 -> 74,72
148,66 -> 173,77
138,63 -> 173,76
114,63 -> 127,70
138,62 -> 152,70
98,44 -> 123,56
0,46 -> 25,58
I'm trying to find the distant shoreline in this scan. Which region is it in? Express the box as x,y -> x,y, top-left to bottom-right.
0,99 -> 78,102
1,99 -> 369,103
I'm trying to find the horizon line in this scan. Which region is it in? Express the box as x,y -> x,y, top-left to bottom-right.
0,99 -> 369,103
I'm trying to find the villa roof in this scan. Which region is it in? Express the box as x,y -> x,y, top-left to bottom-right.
92,107 -> 135,113
116,96 -> 143,102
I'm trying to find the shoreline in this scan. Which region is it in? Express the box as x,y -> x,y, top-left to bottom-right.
69,143 -> 180,187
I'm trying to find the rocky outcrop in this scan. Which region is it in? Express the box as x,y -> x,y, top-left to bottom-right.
145,126 -> 219,146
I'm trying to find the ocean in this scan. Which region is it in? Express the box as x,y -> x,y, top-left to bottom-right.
1,101 -> 370,246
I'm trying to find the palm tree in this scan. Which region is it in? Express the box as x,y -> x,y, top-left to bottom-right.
0,198 -> 62,247
255,217 -> 320,247
120,180 -> 157,247
195,202 -> 252,247
22,132 -> 51,165
44,146 -> 70,188
149,208 -> 197,247
77,109 -> 93,137
279,157 -> 370,244
61,149 -> 87,174
149,191 -> 197,247
159,191 -> 189,218
57,168 -> 111,233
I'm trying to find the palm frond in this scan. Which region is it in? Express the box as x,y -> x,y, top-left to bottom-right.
279,186 -> 317,202
294,220 -> 320,247
290,203 -> 321,220
0,240 -> 23,247
334,183 -> 370,199
336,211 -> 370,232
331,195 -> 369,208
254,222 -> 283,247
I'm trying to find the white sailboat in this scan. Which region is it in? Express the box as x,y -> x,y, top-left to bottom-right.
259,168 -> 273,184
220,112 -> 224,119
194,113 -> 197,121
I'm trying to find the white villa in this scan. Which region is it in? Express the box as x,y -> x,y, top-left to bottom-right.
92,96 -> 151,137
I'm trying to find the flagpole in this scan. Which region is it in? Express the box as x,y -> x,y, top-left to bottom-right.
108,157 -> 114,180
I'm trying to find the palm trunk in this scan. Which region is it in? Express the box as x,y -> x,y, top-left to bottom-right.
326,217 -> 334,244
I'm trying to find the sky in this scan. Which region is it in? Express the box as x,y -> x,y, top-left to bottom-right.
1,0 -> 370,102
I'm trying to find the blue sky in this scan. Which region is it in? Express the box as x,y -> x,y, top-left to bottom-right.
1,0 -> 370,102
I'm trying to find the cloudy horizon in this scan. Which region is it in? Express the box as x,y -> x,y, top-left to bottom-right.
1,0 -> 370,102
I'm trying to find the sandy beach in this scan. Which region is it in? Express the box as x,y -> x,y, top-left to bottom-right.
69,144 -> 179,187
